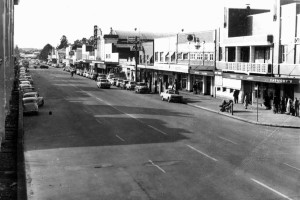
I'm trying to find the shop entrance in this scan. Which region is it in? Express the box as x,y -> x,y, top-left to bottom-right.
206,77 -> 211,95
284,85 -> 294,99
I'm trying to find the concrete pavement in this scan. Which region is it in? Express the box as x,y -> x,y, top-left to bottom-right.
179,91 -> 300,128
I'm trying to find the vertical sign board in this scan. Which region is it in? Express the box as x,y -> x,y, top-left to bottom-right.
94,25 -> 98,49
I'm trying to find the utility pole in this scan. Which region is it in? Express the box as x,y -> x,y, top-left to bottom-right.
135,36 -> 138,82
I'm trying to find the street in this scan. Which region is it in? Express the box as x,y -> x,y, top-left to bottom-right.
24,68 -> 300,200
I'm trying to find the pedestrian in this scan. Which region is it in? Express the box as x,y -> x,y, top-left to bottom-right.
193,82 -> 197,94
294,97 -> 299,117
244,92 -> 249,109
70,69 -> 74,77
272,95 -> 279,114
286,97 -> 292,115
233,90 -> 239,104
279,96 -> 286,114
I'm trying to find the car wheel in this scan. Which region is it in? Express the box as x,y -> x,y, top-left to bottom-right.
167,97 -> 171,103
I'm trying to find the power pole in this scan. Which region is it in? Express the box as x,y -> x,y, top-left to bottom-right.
135,36 -> 138,82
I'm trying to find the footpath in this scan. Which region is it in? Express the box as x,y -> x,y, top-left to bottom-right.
179,91 -> 300,128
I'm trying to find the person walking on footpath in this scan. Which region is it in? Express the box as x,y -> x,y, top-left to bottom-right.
233,90 -> 239,104
280,96 -> 286,114
286,97 -> 292,115
273,95 -> 279,114
193,82 -> 197,94
293,98 -> 299,117
244,92 -> 249,109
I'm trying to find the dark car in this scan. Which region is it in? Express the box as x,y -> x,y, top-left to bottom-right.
40,65 -> 49,69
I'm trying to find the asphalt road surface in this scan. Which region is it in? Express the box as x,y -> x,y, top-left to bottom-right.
24,67 -> 300,200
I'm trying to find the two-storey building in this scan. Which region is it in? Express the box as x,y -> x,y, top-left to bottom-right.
216,0 -> 300,104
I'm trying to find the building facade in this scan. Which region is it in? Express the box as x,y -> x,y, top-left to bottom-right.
0,0 -> 19,142
216,0 -> 300,105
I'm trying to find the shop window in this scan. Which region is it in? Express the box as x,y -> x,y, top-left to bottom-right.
219,47 -> 222,61
222,87 -> 226,92
230,89 -> 234,93
183,53 -> 188,60
155,52 -> 158,62
171,53 -> 176,62
196,53 -> 201,60
200,53 -> 203,60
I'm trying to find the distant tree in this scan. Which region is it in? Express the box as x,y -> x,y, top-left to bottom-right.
87,36 -> 94,45
57,35 -> 68,49
81,37 -> 87,44
38,44 -> 53,61
14,45 -> 21,60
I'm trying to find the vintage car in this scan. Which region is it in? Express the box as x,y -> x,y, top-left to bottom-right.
125,81 -> 136,90
116,79 -> 125,87
135,82 -> 149,93
96,79 -> 111,89
120,80 -> 129,89
23,97 -> 39,114
160,89 -> 183,103
23,92 -> 44,107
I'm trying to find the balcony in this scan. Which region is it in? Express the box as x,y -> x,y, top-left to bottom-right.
218,61 -> 271,74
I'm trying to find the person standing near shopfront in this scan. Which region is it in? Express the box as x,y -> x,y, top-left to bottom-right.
293,98 -> 299,117
244,92 -> 250,109
280,96 -> 286,114
233,90 -> 239,104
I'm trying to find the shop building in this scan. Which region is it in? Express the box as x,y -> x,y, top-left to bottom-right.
216,0 -> 300,104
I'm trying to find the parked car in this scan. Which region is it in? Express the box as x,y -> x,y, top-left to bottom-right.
19,80 -> 31,85
109,78 -> 118,86
135,82 -> 149,93
120,80 -> 129,89
96,79 -> 111,89
22,97 -> 39,114
22,87 -> 39,95
126,81 -> 136,90
23,92 -> 44,107
19,84 -> 32,91
40,65 -> 49,69
97,74 -> 107,81
160,89 -> 183,103
116,79 -> 125,87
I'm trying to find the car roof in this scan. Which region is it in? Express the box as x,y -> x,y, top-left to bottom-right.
23,97 -> 37,103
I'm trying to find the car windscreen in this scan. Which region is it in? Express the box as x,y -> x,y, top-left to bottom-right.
23,94 -> 36,98
100,80 -> 108,82
23,99 -> 36,104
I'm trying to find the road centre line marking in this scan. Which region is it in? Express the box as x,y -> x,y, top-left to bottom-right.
116,135 -> 125,142
218,136 -> 237,145
251,178 -> 293,200
284,163 -> 300,172
148,160 -> 166,173
147,125 -> 168,135
187,145 -> 218,162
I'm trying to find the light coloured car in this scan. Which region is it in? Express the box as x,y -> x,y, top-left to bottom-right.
126,81 -> 136,90
135,82 -> 149,93
96,79 -> 111,89
23,92 -> 44,107
120,80 -> 129,89
19,84 -> 32,91
160,89 -> 183,103
23,97 -> 39,114
116,79 -> 124,87
19,80 -> 31,85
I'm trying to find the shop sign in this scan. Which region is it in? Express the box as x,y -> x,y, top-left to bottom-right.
190,70 -> 214,76
214,71 -> 222,75
223,73 -> 299,84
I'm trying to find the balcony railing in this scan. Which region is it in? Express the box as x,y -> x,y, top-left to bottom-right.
218,62 -> 271,74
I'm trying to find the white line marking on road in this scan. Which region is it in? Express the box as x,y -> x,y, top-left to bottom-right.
147,125 -> 168,135
187,145 -> 218,162
251,178 -> 293,200
148,160 -> 166,173
116,135 -> 125,142
218,136 -> 237,145
284,163 -> 300,172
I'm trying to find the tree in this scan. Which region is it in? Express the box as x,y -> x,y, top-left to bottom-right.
87,36 -> 94,45
57,35 -> 68,49
38,44 -> 53,61
14,45 -> 20,60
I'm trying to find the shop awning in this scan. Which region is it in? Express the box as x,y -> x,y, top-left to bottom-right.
223,73 -> 300,84
190,70 -> 214,76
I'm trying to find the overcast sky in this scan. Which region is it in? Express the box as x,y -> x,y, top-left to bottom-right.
14,0 -> 273,49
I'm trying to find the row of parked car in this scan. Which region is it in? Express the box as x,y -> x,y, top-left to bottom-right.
19,66 -> 44,115
63,69 -> 184,103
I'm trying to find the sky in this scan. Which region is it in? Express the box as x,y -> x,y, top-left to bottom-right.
14,0 -> 273,49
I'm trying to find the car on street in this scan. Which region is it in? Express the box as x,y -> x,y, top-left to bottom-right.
97,74 -> 107,81
96,79 -> 111,89
22,87 -> 38,95
160,89 -> 183,103
135,82 -> 149,93
23,97 -> 39,114
19,83 -> 32,91
125,81 -> 136,90
40,65 -> 49,69
109,78 -> 118,86
116,79 -> 125,87
19,80 -> 31,85
23,92 -> 44,107
120,80 -> 129,89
